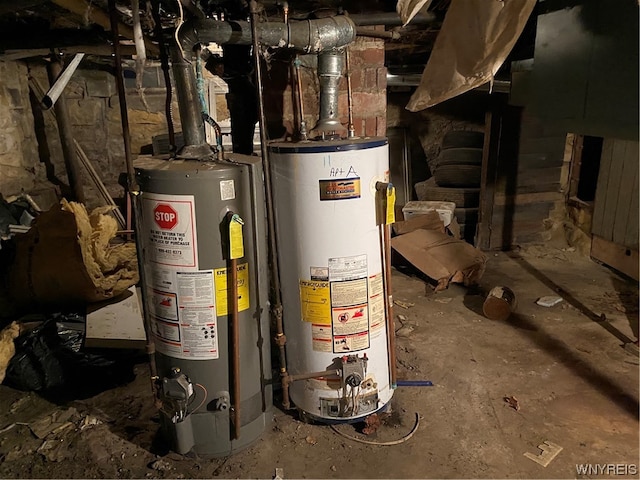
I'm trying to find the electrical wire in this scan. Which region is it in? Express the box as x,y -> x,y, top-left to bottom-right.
187,383 -> 208,415
330,412 -> 421,446
173,0 -> 189,63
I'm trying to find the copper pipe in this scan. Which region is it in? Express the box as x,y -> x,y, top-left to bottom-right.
383,222 -> 397,388
293,56 -> 307,141
376,182 -> 397,388
229,255 -> 241,440
345,47 -> 355,138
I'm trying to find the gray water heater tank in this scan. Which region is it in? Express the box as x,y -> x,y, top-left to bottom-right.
135,155 -> 272,456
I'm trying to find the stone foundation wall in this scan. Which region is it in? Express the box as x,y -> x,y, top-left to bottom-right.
0,60 -> 228,209
0,61 -> 43,197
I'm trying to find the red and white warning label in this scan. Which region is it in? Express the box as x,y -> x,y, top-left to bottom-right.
142,193 -> 198,269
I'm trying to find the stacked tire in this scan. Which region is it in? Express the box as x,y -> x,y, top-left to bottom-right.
414,130 -> 484,244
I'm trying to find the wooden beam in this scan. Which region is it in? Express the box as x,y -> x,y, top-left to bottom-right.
1,44 -> 138,60
50,0 -> 158,55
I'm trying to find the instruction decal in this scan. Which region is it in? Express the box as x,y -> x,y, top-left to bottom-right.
148,288 -> 178,322
300,280 -> 331,324
312,324 -> 333,352
368,273 -> 385,335
328,254 -> 367,282
142,193 -> 198,269
319,178 -> 361,201
214,263 -> 250,316
310,266 -> 329,281
149,269 -> 219,360
330,278 -> 368,307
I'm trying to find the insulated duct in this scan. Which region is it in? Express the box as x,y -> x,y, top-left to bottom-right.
179,15 -> 356,53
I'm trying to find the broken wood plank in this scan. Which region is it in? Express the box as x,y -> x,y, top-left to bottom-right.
591,234 -> 639,281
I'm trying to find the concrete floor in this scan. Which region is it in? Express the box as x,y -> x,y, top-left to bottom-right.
0,245 -> 638,478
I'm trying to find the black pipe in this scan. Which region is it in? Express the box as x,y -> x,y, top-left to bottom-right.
249,0 -> 289,409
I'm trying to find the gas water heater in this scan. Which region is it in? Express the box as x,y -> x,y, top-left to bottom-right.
135,156 -> 272,456
269,138 -> 394,422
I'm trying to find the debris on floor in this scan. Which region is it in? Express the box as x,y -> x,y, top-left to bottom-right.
524,440 -> 563,467
362,413 -> 382,435
0,193 -> 42,240
391,228 -> 486,291
305,435 -> 317,445
536,296 -> 564,307
8,199 -> 138,307
396,325 -> 415,337
394,299 -> 415,309
0,321 -> 20,383
503,396 -> 520,411
434,297 -> 453,304
29,408 -> 78,439
149,459 -> 173,471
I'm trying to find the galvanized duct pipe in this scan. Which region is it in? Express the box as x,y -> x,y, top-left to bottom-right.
169,46 -> 213,158
315,50 -> 345,136
179,15 -> 356,53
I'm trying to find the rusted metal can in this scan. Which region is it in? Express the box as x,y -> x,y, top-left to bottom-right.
483,286 -> 517,321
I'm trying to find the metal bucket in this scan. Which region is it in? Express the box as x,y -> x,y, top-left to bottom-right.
483,286 -> 517,321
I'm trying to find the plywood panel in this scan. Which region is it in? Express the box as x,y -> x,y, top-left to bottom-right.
600,140 -> 626,240
591,138 -> 614,235
593,139 -> 639,250
613,142 -> 639,245
592,235 -> 639,281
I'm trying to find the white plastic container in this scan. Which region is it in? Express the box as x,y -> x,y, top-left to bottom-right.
402,200 -> 456,226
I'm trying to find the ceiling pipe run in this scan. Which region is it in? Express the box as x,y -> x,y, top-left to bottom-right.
348,12 -> 437,26
179,15 -> 356,53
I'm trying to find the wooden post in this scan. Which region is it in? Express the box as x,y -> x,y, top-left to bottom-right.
47,54 -> 85,203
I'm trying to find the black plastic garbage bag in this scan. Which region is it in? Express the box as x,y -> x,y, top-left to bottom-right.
5,314 -> 137,398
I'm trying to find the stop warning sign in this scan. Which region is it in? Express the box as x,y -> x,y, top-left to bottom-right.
154,203 -> 178,230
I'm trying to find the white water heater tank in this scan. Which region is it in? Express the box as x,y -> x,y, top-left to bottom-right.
269,138 -> 393,421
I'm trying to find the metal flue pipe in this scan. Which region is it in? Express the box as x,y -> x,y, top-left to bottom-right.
169,46 -> 213,158
314,50 -> 346,136
179,15 -> 356,53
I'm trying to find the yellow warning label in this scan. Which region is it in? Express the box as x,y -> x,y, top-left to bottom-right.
214,263 -> 250,316
229,215 -> 244,259
386,185 -> 396,225
300,280 -> 331,324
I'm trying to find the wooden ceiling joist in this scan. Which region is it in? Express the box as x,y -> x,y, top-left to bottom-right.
50,0 -> 158,54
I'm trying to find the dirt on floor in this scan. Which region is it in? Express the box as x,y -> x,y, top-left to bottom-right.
0,245 -> 638,479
